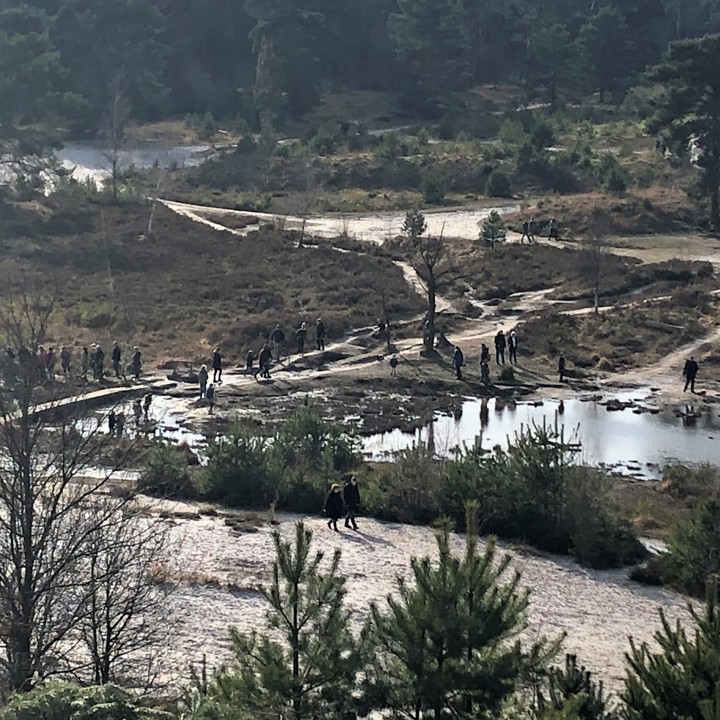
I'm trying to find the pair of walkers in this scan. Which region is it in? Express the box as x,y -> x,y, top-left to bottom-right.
324,477 -> 361,532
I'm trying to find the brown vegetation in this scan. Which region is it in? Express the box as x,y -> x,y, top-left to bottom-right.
0,196 -> 423,364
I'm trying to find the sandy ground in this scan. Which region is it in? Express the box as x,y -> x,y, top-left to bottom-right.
156,508 -> 690,693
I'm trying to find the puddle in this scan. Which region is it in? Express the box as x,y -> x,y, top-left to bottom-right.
363,394 -> 720,478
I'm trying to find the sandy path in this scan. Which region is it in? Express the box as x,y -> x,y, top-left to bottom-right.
159,510 -> 690,692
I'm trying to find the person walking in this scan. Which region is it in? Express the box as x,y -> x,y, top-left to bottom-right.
315,318 -> 326,351
61,346 -> 71,378
133,398 -> 143,426
258,343 -> 273,379
95,345 -> 105,380
296,322 -> 307,355
480,361 -> 491,385
343,476 -> 360,530
206,384 -> 216,413
508,330 -> 518,365
324,483 -> 344,532
480,343 -> 490,365
115,410 -> 125,437
212,348 -> 223,384
108,410 -> 116,436
46,347 -> 56,380
245,350 -> 255,376
198,364 -> 209,398
683,356 -> 699,393
81,347 -> 90,380
528,217 -> 536,243
112,341 -> 122,378
131,346 -> 142,380
389,355 -> 399,376
548,217 -> 558,240
452,345 -> 465,380
270,324 -> 285,362
494,331 -> 506,365
558,355 -> 566,383
143,393 -> 153,422
521,219 -> 530,244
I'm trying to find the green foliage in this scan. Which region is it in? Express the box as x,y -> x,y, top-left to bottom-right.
486,170 -> 513,198
421,170 -> 446,204
0,681 -> 171,719
308,125 -> 339,156
205,426 -> 280,509
206,523 -> 361,720
202,408 -> 359,512
185,112 -> 217,140
656,499 -> 720,597
361,505 -> 560,719
438,423 -> 645,568
623,580 -> 720,720
373,132 -> 416,160
480,209 -> 508,247
537,654 -> 618,720
595,155 -> 628,193
138,441 -> 192,497
402,209 -> 427,240
648,34 -> 720,227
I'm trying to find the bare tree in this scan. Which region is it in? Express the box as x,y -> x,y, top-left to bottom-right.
409,229 -> 463,354
78,502 -> 173,689
0,290 -> 171,690
579,234 -> 608,316
103,73 -> 131,204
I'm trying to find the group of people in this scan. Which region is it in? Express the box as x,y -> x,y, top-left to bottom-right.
107,393 -> 154,437
2,342 -> 144,385
268,318 -> 327,361
449,330 -> 520,383
520,217 -> 559,243
324,476 -> 361,532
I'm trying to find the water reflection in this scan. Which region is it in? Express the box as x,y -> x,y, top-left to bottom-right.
363,396 -> 720,478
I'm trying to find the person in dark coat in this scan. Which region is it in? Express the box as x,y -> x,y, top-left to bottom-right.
683,356 -> 699,393
494,331 -> 506,365
108,410 -> 116,435
324,483 -> 344,532
206,384 -> 216,413
452,345 -> 464,380
212,348 -> 222,384
131,346 -> 142,380
81,347 -> 90,380
480,343 -> 490,365
296,323 -> 307,355
61,346 -> 71,378
508,331 -> 518,365
315,318 -> 326,351
558,355 -> 566,383
270,324 -> 285,362
343,476 -> 360,530
198,364 -> 209,398
258,343 -> 273,379
112,341 -> 122,378
95,345 -> 105,380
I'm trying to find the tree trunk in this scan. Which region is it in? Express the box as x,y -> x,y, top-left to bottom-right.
711,184 -> 720,231
424,284 -> 437,353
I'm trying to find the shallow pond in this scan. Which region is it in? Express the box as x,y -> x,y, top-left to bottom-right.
363,393 -> 720,478
57,142 -> 210,183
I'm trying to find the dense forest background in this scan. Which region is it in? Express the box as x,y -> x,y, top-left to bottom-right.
4,0 -> 720,136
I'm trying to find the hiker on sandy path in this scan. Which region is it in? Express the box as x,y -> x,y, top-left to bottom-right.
212,347 -> 222,384
683,356 -> 699,394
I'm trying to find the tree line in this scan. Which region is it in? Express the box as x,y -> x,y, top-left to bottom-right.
4,0 -> 720,134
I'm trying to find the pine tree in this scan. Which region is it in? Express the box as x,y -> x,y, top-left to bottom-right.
208,522 -> 360,720
623,578 -> 720,720
403,209 -> 427,241
480,210 -> 507,249
361,503 -> 560,719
